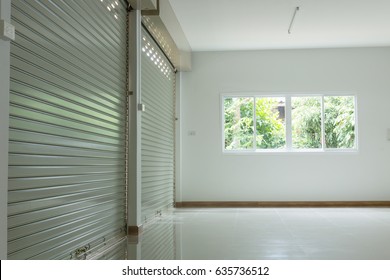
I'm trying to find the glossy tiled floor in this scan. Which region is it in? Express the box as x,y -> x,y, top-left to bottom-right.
128,208 -> 390,260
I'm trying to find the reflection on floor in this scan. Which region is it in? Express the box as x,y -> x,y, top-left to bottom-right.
127,208 -> 390,260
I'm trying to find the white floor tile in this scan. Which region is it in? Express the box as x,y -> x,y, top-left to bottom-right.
128,208 -> 390,260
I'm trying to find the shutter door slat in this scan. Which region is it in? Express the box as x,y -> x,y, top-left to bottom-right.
74,1 -> 126,37
9,210 -> 124,253
8,198 -> 125,228
9,204 -> 124,240
9,120 -> 123,146
10,218 -> 124,260
10,154 -> 123,166
11,45 -> 125,105
10,80 -> 124,127
96,238 -> 127,260
8,186 -> 125,216
10,131 -> 123,152
14,1 -> 125,76
9,143 -> 123,160
8,0 -> 128,259
9,173 -> 125,191
10,93 -> 123,131
141,28 -> 175,221
141,221 -> 175,260
10,106 -> 123,138
9,180 -> 125,201
11,15 -> 124,93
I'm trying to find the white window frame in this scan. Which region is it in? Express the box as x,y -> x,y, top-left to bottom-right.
221,92 -> 359,154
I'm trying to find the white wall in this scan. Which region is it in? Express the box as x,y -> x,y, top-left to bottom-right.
160,0 -> 192,71
180,47 -> 390,201
0,0 -> 11,259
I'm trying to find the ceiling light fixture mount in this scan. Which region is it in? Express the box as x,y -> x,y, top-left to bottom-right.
288,6 -> 300,34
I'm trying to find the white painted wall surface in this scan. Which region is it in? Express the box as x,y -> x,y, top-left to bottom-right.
180,47 -> 390,201
0,0 -> 11,260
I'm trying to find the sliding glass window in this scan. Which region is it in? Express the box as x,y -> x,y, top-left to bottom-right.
223,94 -> 357,153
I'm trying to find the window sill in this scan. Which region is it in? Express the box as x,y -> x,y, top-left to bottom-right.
223,148 -> 359,155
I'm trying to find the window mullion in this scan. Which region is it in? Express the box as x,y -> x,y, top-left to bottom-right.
253,97 -> 256,150
285,96 -> 292,150
321,96 -> 326,150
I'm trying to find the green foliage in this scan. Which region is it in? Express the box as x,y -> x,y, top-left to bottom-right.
324,96 -> 355,148
224,96 -> 355,151
292,96 -> 355,149
255,98 -> 285,149
224,97 -> 285,150
224,98 -> 254,150
292,97 -> 322,148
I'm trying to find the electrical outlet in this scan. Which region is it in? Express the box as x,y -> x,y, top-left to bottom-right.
188,130 -> 196,136
0,19 -> 15,41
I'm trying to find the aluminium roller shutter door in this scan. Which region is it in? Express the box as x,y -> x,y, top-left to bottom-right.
141,28 -> 175,222
8,0 -> 128,259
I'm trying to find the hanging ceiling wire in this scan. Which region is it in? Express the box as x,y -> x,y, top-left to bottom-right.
288,6 -> 300,34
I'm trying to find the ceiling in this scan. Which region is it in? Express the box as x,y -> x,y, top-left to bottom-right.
168,0 -> 390,51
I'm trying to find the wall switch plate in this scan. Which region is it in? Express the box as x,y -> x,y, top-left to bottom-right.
387,128 -> 390,141
0,19 -> 15,41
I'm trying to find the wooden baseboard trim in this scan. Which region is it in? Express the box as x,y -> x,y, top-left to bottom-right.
175,201 -> 390,208
128,225 -> 143,236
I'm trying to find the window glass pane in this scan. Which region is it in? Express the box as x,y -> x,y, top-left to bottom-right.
324,96 -> 355,148
292,96 -> 322,149
224,97 -> 254,150
256,97 -> 286,149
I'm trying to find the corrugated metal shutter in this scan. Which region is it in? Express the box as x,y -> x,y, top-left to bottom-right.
94,238 -> 127,260
140,220 -> 176,260
8,0 -> 128,260
141,27 -> 175,222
